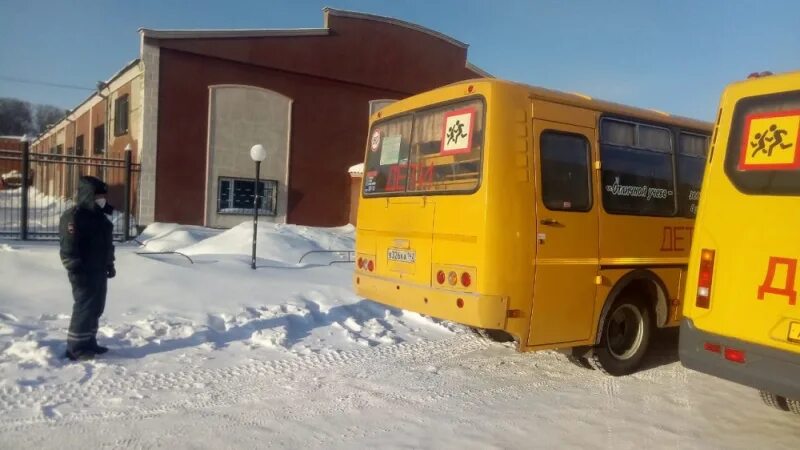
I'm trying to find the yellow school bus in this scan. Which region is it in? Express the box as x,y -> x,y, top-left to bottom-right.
355,78 -> 711,375
680,70 -> 800,412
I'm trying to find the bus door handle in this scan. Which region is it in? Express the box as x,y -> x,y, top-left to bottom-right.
540,218 -> 562,226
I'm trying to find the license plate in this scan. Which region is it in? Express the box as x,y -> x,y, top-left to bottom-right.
788,322 -> 800,343
388,248 -> 415,264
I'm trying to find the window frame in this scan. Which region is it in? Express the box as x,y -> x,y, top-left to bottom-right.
677,130 -> 710,218
93,125 -> 104,154
599,116 -> 678,217
216,177 -> 278,217
539,129 -> 593,212
114,94 -> 130,137
362,95 -> 487,198
75,134 -> 84,156
723,90 -> 800,196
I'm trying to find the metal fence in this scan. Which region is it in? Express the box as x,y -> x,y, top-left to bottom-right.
0,142 -> 140,241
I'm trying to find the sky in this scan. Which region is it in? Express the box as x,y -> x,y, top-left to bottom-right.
0,0 -> 798,121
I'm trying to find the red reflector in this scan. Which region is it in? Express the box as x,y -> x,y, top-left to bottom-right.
461,272 -> 471,287
704,342 -> 722,353
696,249 -> 716,309
436,270 -> 446,285
468,85 -> 474,93
367,260 -> 374,272
456,298 -> 464,308
356,277 -> 360,285
724,348 -> 746,364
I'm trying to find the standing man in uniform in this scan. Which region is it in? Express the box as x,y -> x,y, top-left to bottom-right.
59,175 -> 116,361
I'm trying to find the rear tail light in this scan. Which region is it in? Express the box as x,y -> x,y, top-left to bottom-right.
436,270 -> 446,285
357,258 -> 364,269
724,348 -> 746,364
461,272 -> 472,288
696,249 -> 716,309
367,260 -> 375,272
704,342 -> 722,353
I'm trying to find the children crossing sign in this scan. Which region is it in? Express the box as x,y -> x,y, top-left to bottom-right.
739,110 -> 800,171
440,107 -> 476,155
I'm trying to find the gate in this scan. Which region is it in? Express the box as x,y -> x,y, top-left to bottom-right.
0,142 -> 140,241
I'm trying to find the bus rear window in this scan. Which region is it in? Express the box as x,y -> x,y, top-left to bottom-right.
363,99 -> 484,196
724,90 -> 800,195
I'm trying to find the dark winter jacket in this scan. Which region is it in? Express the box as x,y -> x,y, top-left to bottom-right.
59,176 -> 115,275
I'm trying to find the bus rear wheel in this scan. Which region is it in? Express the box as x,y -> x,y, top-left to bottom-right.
590,296 -> 652,376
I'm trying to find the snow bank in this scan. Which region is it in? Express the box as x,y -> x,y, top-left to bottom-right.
136,223 -> 221,252
176,221 -> 354,265
348,162 -> 364,175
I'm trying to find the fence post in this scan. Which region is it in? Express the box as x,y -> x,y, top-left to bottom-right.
20,138 -> 30,240
123,148 -> 132,241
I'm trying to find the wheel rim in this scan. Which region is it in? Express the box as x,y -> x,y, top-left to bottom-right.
606,304 -> 644,360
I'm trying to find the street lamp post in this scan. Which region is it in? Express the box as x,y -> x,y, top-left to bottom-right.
249,144 -> 267,270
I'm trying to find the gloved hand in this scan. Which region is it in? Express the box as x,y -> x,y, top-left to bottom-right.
106,265 -> 116,279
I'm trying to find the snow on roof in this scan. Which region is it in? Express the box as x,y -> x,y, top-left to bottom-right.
348,163 -> 364,176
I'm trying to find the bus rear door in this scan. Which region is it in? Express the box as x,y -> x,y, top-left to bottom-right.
528,119 -> 599,347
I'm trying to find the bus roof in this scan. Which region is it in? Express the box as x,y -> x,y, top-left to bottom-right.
386,78 -> 713,132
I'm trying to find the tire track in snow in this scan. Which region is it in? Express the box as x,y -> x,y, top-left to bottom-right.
0,333 -> 490,432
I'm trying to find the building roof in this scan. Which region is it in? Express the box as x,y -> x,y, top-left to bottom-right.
436,78 -> 712,131
140,8 -> 470,50
322,8 -> 468,49
139,28 -> 330,40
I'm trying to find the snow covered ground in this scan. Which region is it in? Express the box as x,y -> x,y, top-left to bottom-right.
1,222 -> 799,449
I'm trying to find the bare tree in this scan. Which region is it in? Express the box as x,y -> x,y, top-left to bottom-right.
33,104 -> 67,134
0,98 -> 34,136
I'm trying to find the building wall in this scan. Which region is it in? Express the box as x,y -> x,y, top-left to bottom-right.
348,175 -> 362,225
139,39 -> 160,224
148,10 -> 482,227
154,47 -> 407,226
205,85 -> 292,227
29,64 -> 143,207
0,137 -> 22,178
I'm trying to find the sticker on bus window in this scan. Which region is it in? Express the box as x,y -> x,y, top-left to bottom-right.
739,110 -> 800,171
370,130 -> 381,152
379,135 -> 402,166
440,107 -> 476,155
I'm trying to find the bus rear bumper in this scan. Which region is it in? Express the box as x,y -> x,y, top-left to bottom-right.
354,273 -> 508,330
679,319 -> 800,399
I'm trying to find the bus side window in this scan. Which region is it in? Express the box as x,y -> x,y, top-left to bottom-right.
540,131 -> 592,212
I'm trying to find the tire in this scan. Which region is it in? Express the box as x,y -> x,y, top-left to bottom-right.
761,390 -> 790,411
785,398 -> 800,415
590,295 -> 652,376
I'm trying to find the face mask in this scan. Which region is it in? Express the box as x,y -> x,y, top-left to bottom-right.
96,198 -> 107,209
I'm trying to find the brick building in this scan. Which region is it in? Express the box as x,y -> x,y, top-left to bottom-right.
0,136 -> 24,185
32,8 -> 488,228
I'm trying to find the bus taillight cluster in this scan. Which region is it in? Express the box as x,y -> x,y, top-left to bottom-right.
357,257 -> 375,272
696,249 -> 716,308
436,269 -> 472,289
